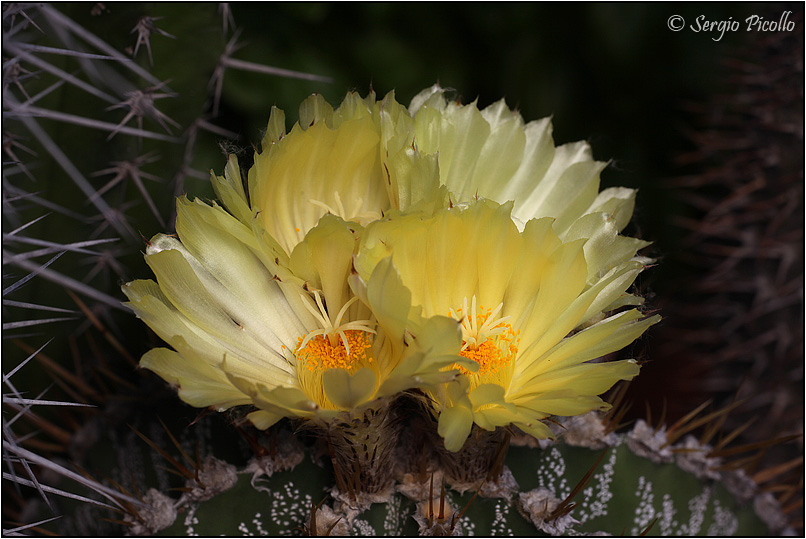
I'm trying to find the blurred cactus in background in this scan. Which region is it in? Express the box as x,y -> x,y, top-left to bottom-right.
2,3 -> 801,536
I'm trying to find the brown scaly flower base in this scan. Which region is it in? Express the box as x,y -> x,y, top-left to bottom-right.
432,423 -> 516,496
311,402 -> 403,509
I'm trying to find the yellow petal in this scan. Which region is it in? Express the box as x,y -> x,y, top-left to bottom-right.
253,384 -> 319,416
415,98 -> 491,196
438,404 -> 474,452
513,391 -> 609,417
563,212 -> 650,284
144,247 -> 295,385
123,279 -> 236,366
474,405 -> 518,431
584,187 -> 637,233
298,93 -> 334,129
246,410 -> 284,430
468,383 -> 508,408
210,154 -> 251,225
365,256 -> 412,359
322,367 -> 377,410
174,197 -> 309,350
521,359 -> 639,398
289,214 -> 356,316
514,310 -> 654,385
513,419 -> 555,440
516,238 -> 588,354
259,105 -> 286,150
140,346 -> 250,411
250,113 -> 388,255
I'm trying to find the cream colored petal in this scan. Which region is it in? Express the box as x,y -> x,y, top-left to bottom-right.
125,280 -> 295,390
513,310 -> 650,386
408,84 -> 444,116
259,106 -> 287,151
140,347 -> 250,411
298,93 -> 334,129
210,154 -> 251,225
501,216 -> 561,321
512,419 -> 555,440
518,359 -> 639,397
226,371 -> 317,418
473,405 -> 521,432
124,279 -> 239,366
578,263 -> 644,325
406,88 -> 640,250
604,292 -> 645,312
414,97 -> 491,197
334,91 -> 376,127
542,159 -> 607,236
144,247 -> 295,385
322,367 -> 377,410
246,410 -> 284,430
583,187 -> 637,233
384,145 -> 446,214
377,90 -> 413,149
515,238 -> 589,354
438,404 -> 474,452
124,281 -> 272,383
461,99 -> 526,199
174,198 -> 309,351
564,212 -> 650,284
512,391 -> 608,417
509,140 -> 595,220
254,384 -> 319,417
365,256 -> 412,360
250,114 -> 388,255
494,117 -> 555,213
226,371 -> 316,424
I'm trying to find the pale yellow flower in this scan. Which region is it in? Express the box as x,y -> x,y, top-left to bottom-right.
355,199 -> 659,451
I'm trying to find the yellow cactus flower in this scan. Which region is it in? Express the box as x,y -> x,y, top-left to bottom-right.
123,195 -> 469,430
355,199 -> 660,451
210,90 -> 447,259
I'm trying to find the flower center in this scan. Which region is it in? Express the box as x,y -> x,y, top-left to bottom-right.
294,291 -> 375,373
295,330 -> 373,372
450,296 -> 519,377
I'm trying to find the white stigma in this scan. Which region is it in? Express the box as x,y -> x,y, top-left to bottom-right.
298,291 -> 375,355
449,296 -> 512,351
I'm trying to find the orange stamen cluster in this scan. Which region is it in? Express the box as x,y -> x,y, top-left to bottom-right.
452,299 -> 520,378
295,330 -> 373,373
